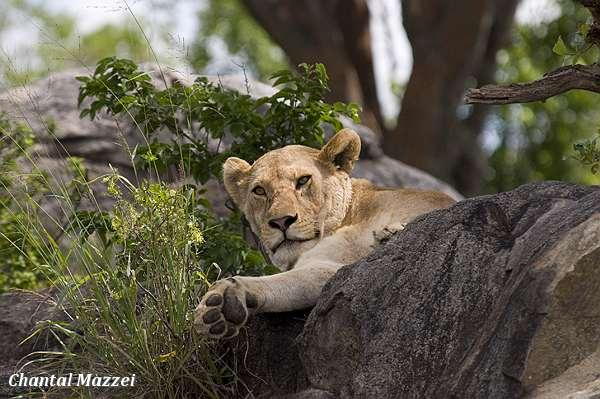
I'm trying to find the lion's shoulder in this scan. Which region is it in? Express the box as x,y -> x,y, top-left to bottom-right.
342,178 -> 456,227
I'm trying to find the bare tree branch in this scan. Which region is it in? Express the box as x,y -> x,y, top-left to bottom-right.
465,64 -> 600,104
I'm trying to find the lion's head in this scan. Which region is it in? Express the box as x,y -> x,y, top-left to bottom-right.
223,129 -> 361,270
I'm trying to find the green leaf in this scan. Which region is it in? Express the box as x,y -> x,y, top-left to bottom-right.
262,264 -> 281,275
578,23 -> 590,38
141,152 -> 158,163
553,36 -> 573,56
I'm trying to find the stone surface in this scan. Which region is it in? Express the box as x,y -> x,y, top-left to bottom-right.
225,310 -> 310,398
0,290 -> 65,397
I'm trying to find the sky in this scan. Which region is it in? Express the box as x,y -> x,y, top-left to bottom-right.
1,0 -> 562,119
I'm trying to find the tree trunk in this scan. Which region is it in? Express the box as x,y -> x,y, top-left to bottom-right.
240,0 -> 384,134
385,0 -> 518,195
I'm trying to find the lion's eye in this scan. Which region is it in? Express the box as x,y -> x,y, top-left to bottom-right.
296,175 -> 311,188
252,186 -> 266,196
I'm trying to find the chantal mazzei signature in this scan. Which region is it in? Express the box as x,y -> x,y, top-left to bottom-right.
8,373 -> 136,388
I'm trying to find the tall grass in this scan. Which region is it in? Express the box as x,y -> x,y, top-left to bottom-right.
5,166 -> 239,398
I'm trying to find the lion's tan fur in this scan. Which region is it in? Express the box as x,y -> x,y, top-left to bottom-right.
195,129 -> 455,338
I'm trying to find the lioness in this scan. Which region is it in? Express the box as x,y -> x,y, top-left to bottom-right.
194,129 -> 455,338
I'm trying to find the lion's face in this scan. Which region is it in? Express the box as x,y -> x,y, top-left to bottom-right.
223,129 -> 361,270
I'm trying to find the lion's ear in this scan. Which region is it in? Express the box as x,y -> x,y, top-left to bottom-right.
223,157 -> 251,206
319,128 -> 361,173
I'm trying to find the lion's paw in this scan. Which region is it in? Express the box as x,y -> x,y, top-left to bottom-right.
194,278 -> 259,339
373,223 -> 407,244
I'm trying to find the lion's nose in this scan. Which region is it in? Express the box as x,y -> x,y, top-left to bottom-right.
268,215 -> 298,232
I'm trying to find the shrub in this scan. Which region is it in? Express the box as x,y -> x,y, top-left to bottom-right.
0,114 -> 48,293
76,57 -> 360,184
24,180 -> 235,398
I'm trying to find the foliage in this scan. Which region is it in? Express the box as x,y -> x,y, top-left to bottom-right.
551,17 -> 596,64
0,114 -> 48,293
190,0 -> 288,79
549,3 -> 600,177
24,181 -> 237,398
486,0 -> 600,192
77,24 -> 149,65
0,0 -> 73,84
573,129 -> 600,174
1,0 -> 288,86
77,57 -> 360,184
80,174 -> 271,281
0,1 -> 150,86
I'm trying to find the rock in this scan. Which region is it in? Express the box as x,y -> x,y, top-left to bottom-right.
225,310 -> 310,398
297,181 -> 600,398
0,290 -> 65,397
276,388 -> 336,399
0,290 -> 63,365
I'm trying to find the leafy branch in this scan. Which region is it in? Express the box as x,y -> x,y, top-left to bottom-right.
466,0 -> 600,105
77,58 -> 360,184
465,0 -> 600,175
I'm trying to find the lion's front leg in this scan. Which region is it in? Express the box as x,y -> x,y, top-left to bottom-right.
195,228 -> 374,339
194,264 -> 339,338
194,277 -> 263,339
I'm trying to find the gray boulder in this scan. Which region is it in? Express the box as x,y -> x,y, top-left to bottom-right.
0,290 -> 65,397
